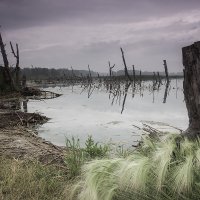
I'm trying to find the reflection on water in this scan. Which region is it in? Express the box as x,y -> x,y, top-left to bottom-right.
27,79 -> 188,147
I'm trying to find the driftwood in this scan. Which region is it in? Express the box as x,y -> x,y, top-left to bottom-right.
182,41 -> 200,138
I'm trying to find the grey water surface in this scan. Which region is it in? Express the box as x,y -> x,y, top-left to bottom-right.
28,79 -> 188,147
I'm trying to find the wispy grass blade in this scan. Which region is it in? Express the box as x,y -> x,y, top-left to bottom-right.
153,138 -> 175,190
118,154 -> 150,191
173,155 -> 194,194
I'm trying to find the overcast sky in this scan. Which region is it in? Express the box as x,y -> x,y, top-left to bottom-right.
0,0 -> 200,72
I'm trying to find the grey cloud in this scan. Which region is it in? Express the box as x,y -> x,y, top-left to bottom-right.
1,0 -> 200,30
0,0 -> 200,72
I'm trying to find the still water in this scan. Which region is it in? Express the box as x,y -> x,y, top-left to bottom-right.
28,79 -> 188,147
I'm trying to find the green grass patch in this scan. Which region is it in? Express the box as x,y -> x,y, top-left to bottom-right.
64,135 -> 110,178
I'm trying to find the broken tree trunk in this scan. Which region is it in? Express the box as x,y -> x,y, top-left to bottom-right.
182,41 -> 200,138
120,47 -> 132,82
71,66 -> 75,77
132,65 -> 136,82
157,72 -> 162,83
0,33 -> 15,90
153,72 -> 157,83
163,60 -> 169,82
108,61 -> 115,77
10,41 -> 20,88
88,65 -> 92,79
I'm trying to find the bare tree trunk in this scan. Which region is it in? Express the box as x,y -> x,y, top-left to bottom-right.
132,65 -> 136,82
108,61 -> 115,77
71,66 -> 75,77
163,60 -> 169,82
182,41 -> 200,138
10,42 -> 20,88
120,48 -> 132,82
139,70 -> 142,86
157,72 -> 162,84
0,33 -> 15,90
88,65 -> 92,82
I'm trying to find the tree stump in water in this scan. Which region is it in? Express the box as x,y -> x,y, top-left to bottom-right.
182,41 -> 200,138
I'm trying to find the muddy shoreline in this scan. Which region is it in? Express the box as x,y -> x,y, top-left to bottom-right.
0,93 -> 65,166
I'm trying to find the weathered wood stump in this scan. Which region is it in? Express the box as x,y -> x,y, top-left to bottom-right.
182,41 -> 200,138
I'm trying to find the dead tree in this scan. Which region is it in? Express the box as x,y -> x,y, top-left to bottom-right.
157,72 -> 162,88
108,61 -> 115,77
139,70 -> 142,86
71,66 -> 75,77
0,33 -> 15,90
132,65 -> 136,82
182,41 -> 200,138
120,47 -> 132,82
157,72 -> 162,83
88,65 -> 92,82
153,72 -> 157,83
10,41 -> 20,88
163,60 -> 169,82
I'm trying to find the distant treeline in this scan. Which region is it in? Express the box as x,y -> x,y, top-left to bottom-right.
20,67 -> 183,80
21,68 -> 98,80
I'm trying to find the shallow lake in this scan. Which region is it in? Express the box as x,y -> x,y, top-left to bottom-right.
27,79 -> 188,147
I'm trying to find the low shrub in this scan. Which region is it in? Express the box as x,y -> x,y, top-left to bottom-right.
84,135 -> 110,159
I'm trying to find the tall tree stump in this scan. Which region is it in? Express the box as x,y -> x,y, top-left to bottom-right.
182,41 -> 200,138
0,33 -> 15,90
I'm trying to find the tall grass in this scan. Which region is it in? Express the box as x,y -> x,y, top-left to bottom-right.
0,136 -> 110,200
71,134 -> 200,200
0,157 -> 69,200
65,136 -> 86,178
